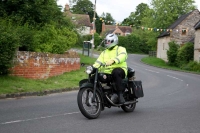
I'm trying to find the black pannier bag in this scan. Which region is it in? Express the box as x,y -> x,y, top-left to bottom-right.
128,80 -> 144,98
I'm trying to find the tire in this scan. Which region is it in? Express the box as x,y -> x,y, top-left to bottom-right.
77,87 -> 102,119
121,100 -> 136,112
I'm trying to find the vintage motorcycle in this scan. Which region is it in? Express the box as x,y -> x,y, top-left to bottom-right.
77,65 -> 144,119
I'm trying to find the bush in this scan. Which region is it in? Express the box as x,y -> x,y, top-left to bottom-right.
118,34 -> 148,54
176,42 -> 194,67
167,41 -> 179,66
0,20 -> 20,75
181,61 -> 200,72
33,24 -> 78,54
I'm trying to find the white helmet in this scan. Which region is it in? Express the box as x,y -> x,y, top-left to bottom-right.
105,33 -> 118,49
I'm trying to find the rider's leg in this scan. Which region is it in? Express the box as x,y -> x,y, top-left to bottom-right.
111,68 -> 125,104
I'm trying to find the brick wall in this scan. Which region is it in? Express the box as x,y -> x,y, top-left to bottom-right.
10,50 -> 80,79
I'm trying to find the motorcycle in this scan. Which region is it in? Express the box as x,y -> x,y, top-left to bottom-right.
77,65 -> 144,119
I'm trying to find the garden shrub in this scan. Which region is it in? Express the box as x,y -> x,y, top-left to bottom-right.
167,41 -> 179,66
180,61 -> 200,72
176,42 -> 194,67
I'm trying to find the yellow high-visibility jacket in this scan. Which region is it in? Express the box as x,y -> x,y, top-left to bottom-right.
93,45 -> 128,76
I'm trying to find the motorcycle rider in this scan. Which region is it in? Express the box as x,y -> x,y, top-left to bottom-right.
93,33 -> 128,104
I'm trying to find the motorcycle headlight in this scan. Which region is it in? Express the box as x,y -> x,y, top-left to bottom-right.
85,66 -> 93,74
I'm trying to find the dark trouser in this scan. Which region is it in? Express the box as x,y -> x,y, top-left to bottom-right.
111,68 -> 125,91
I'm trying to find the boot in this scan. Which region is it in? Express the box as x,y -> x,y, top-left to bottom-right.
118,91 -> 125,104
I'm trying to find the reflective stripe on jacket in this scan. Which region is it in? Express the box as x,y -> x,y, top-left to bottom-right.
93,45 -> 128,76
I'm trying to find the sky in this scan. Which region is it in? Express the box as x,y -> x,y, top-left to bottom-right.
57,0 -> 200,22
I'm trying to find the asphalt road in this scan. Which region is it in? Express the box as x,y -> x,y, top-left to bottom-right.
1,54 -> 200,133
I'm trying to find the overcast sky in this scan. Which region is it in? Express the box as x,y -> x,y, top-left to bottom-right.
57,0 -> 200,22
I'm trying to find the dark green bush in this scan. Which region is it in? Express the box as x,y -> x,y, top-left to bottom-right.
167,41 -> 179,66
176,42 -> 194,67
181,61 -> 200,72
33,24 -> 78,54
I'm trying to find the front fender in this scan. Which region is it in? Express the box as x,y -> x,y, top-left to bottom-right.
79,82 -> 105,110
79,82 -> 94,90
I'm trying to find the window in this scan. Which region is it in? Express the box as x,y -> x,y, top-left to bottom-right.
115,33 -> 121,36
163,43 -> 165,50
182,28 -> 187,35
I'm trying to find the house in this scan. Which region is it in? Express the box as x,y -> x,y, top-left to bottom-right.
194,21 -> 200,62
63,4 -> 92,35
101,22 -> 132,36
157,9 -> 200,61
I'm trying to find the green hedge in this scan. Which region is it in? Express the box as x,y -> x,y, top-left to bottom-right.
0,20 -> 19,75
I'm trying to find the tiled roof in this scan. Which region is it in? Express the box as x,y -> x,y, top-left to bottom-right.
104,25 -> 132,34
71,14 -> 92,27
157,10 -> 194,38
195,21 -> 200,30
118,26 -> 132,33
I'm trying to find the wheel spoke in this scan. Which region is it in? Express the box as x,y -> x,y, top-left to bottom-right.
81,88 -> 100,115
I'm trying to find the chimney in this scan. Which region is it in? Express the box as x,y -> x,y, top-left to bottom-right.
65,4 -> 70,11
64,4 -> 72,16
102,22 -> 106,33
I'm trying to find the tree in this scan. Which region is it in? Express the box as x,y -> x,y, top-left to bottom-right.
104,13 -> 115,24
122,3 -> 149,27
70,0 -> 103,34
145,0 -> 196,28
0,0 -> 66,27
70,0 -> 94,21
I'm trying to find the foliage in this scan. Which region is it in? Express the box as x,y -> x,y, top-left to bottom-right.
0,54 -> 97,94
0,19 -> 20,75
34,23 -> 77,54
141,57 -> 199,72
180,61 -> 200,71
70,0 -> 94,20
118,34 -> 149,54
94,33 -> 102,48
167,41 -> 179,66
176,42 -> 194,67
122,3 -> 149,27
0,0 -> 64,27
148,0 -> 195,28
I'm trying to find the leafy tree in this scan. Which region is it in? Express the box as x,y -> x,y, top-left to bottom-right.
70,0 -> 103,34
122,3 -> 149,27
104,13 -> 115,24
70,0 -> 94,20
0,0 -> 65,27
145,0 -> 196,28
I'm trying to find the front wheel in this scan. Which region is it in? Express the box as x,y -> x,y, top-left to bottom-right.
77,87 -> 102,119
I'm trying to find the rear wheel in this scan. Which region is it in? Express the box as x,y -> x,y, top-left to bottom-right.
121,99 -> 136,112
77,87 -> 102,119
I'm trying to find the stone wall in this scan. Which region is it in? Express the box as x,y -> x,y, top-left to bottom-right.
10,50 -> 80,79
171,9 -> 200,44
194,29 -> 200,62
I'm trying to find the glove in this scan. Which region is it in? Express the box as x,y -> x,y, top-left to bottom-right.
106,60 -> 115,66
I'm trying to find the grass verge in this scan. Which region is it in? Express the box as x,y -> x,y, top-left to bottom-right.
0,54 -> 96,95
141,57 -> 200,74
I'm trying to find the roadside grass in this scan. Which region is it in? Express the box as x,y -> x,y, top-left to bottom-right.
2,54 -> 199,95
0,54 -> 96,95
141,57 -> 200,74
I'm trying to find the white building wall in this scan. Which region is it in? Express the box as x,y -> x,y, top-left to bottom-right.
77,26 -> 91,36
157,36 -> 171,62
194,29 -> 200,63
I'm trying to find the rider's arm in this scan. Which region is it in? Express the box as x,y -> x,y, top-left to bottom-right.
113,47 -> 128,64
